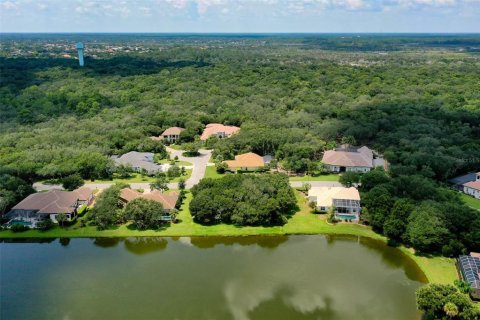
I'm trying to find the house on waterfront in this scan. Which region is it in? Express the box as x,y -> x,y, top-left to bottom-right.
223,152 -> 269,172
458,252 -> 480,300
450,172 -> 480,199
322,145 -> 383,173
112,151 -> 167,175
7,187 -> 94,225
119,188 -> 179,213
308,186 -> 361,222
200,123 -> 240,141
152,127 -> 184,144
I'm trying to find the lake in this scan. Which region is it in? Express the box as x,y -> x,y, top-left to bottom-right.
0,235 -> 426,320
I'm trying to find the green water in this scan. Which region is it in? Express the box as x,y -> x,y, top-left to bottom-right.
0,235 -> 426,320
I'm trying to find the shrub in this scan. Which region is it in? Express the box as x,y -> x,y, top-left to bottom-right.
10,224 -> 30,232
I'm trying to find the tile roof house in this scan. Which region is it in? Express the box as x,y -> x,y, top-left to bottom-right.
119,188 -> 179,213
322,146 -> 374,173
449,172 -> 479,191
308,187 -> 361,222
8,187 -> 94,223
463,174 -> 480,199
112,151 -> 167,175
151,127 -> 184,143
458,253 -> 480,300
224,152 -> 266,171
200,123 -> 240,141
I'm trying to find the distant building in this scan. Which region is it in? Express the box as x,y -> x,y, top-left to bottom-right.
224,152 -> 268,172
308,186 -> 361,222
322,146 -> 378,173
112,151 -> 167,175
200,123 -> 240,141
450,172 -> 480,199
458,253 -> 480,300
7,187 -> 94,224
152,127 -> 184,143
463,173 -> 480,199
119,188 -> 179,214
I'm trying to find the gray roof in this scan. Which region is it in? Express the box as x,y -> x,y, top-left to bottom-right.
113,151 -> 163,173
458,255 -> 480,290
449,172 -> 477,186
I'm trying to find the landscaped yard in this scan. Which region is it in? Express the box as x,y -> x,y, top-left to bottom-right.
289,174 -> 340,182
86,171 -> 192,184
157,159 -> 192,166
0,190 -> 456,284
204,166 -> 224,179
461,193 -> 480,210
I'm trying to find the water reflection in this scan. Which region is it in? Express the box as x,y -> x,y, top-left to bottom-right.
92,237 -> 121,248
124,237 -> 168,255
188,235 -> 289,249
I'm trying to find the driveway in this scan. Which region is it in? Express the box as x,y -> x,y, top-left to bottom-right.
166,147 -> 212,189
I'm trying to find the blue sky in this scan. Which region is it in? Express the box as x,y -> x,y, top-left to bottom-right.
1,0 -> 479,33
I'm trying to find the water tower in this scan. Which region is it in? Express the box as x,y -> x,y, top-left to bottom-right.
76,42 -> 85,67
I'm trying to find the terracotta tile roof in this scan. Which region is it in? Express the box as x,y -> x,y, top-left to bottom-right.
464,181 -> 480,190
142,191 -> 179,210
161,127 -> 184,136
200,123 -> 240,141
119,188 -> 179,210
224,152 -> 265,169
120,188 -> 141,202
12,188 -> 93,215
322,146 -> 373,168
308,187 -> 360,207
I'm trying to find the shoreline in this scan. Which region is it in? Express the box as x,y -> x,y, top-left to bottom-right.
0,191 -> 457,285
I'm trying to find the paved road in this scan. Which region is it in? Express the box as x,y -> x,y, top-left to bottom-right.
34,148 -> 213,192
166,147 -> 212,189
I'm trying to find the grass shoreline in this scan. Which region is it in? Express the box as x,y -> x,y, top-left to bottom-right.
0,191 -> 456,285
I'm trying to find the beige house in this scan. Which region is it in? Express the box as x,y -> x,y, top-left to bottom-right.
308,187 -> 361,222
159,127 -> 184,143
119,188 -> 179,213
200,123 -> 240,141
7,187 -> 94,224
224,152 -> 267,172
322,146 -> 374,173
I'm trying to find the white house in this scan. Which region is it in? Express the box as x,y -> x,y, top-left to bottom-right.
308,186 -> 361,222
463,172 -> 480,199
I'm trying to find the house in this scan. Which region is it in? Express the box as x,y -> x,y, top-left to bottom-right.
152,127 -> 184,143
7,187 -> 94,224
200,123 -> 240,141
112,151 -> 167,175
308,186 -> 361,222
322,146 -> 377,173
463,173 -> 480,199
458,253 -> 480,300
119,188 -> 179,213
224,152 -> 267,172
449,172 -> 479,191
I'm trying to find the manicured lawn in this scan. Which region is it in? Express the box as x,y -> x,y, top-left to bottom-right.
86,171 -> 191,184
461,194 -> 480,210
167,144 -> 184,151
88,173 -> 156,183
289,174 -> 340,182
157,159 -> 192,166
204,166 -> 224,179
0,190 -> 456,284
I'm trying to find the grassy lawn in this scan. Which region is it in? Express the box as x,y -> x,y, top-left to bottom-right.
157,159 -> 192,166
0,190 -> 456,284
167,144 -> 184,151
204,166 -> 224,179
86,171 -> 191,184
461,193 -> 480,210
289,174 -> 340,182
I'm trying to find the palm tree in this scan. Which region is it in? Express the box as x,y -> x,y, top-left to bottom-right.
443,302 -> 458,318
56,213 -> 68,227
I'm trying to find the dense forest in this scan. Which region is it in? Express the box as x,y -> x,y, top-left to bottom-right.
0,34 -> 479,253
